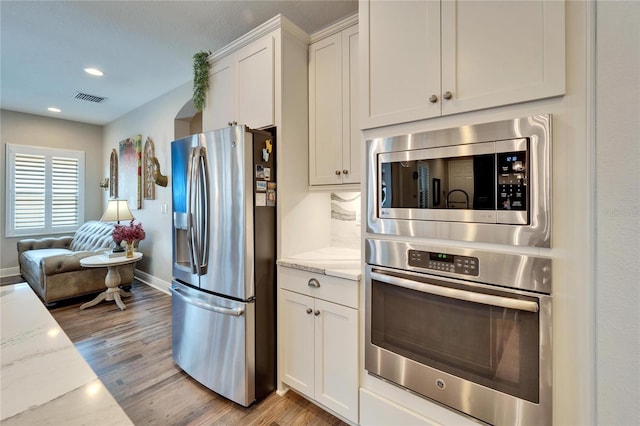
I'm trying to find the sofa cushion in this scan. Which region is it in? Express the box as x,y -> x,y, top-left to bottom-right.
22,248 -> 72,266
69,221 -> 115,252
19,248 -> 71,291
17,237 -> 73,252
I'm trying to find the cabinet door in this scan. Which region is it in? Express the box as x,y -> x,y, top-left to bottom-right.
309,32 -> 343,185
360,0 -> 441,129
204,58 -> 234,132
236,36 -> 275,129
440,0 -> 565,115
342,25 -> 360,185
281,290 -> 315,398
314,299 -> 359,423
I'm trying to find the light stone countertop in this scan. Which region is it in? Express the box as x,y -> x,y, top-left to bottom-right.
277,247 -> 362,281
0,283 -> 133,425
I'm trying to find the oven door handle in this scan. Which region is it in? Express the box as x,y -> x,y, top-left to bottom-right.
370,271 -> 539,313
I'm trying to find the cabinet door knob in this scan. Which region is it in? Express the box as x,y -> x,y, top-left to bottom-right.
343,169 -> 349,175
308,278 -> 320,288
429,94 -> 438,103
335,170 -> 341,176
306,308 -> 312,314
314,310 -> 320,316
228,122 -> 233,126
443,91 -> 453,100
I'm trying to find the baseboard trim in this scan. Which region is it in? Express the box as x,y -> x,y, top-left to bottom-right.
134,270 -> 171,295
0,267 -> 20,279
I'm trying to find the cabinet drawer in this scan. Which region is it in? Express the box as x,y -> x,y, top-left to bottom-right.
278,266 -> 358,309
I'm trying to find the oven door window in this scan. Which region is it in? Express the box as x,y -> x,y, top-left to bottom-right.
371,276 -> 540,403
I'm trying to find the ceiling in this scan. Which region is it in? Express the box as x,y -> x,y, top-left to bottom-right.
0,0 -> 358,125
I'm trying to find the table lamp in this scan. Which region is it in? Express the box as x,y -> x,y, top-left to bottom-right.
101,199 -> 134,252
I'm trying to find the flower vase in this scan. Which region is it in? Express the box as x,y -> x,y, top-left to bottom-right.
125,242 -> 135,258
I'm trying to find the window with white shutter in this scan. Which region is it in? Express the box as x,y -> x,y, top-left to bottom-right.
5,144 -> 85,237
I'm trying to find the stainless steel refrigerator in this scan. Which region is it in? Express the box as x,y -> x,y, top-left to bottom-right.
170,125 -> 276,407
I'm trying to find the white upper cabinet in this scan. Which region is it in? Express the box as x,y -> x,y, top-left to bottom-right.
360,0 -> 565,129
343,25 -> 360,184
309,17 -> 360,187
203,35 -> 275,131
236,36 -> 274,129
309,32 -> 342,185
362,1 -> 441,126
204,58 -> 234,131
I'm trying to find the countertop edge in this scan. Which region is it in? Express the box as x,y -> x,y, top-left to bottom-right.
277,259 -> 362,281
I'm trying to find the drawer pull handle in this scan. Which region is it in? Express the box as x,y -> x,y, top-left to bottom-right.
314,310 -> 320,316
306,308 -> 312,314
308,278 -> 320,288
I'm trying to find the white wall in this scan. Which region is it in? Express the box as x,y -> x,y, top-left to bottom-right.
103,81 -> 192,290
595,2 -> 640,424
0,110 -> 103,275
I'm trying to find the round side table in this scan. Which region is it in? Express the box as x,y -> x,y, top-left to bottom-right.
79,252 -> 143,311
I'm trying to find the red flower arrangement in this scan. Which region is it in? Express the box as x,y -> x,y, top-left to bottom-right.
112,220 -> 146,244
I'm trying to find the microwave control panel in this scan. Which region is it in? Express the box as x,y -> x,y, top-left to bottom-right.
497,150 -> 528,211
408,250 -> 479,276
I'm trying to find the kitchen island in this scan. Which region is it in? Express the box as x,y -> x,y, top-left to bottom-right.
0,283 -> 132,425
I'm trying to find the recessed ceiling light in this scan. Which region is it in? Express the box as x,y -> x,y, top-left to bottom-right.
84,67 -> 104,77
48,107 -> 61,113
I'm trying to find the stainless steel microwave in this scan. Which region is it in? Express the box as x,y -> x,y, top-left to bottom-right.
366,115 -> 552,247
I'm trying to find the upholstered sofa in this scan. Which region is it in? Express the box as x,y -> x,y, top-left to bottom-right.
17,220 -> 135,305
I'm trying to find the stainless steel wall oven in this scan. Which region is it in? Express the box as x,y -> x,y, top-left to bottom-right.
365,239 -> 552,425
366,115 -> 552,247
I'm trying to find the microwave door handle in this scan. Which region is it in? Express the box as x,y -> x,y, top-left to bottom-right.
370,271 -> 539,313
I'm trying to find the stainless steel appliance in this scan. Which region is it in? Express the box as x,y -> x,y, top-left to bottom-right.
170,125 -> 276,407
365,238 -> 552,426
366,114 -> 552,247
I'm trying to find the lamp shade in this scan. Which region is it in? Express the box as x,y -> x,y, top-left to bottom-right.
101,199 -> 134,223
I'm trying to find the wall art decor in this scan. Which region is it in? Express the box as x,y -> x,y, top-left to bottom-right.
151,157 -> 168,187
143,137 -> 156,200
110,149 -> 118,198
118,135 -> 142,209
99,178 -> 109,190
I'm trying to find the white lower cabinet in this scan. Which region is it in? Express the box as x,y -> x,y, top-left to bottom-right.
279,267 -> 359,423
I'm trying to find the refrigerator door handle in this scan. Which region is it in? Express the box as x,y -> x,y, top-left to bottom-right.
173,286 -> 245,317
187,146 -> 210,276
198,147 -> 210,274
186,147 -> 199,274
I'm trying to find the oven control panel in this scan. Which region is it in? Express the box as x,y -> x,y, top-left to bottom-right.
408,250 -> 479,276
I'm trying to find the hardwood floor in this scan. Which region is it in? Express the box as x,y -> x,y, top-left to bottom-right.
48,281 -> 347,426
0,275 -> 24,286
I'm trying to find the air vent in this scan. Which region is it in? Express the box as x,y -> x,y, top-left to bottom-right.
74,92 -> 106,103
